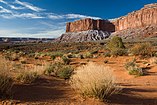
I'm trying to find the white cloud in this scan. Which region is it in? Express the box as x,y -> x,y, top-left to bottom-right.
47,13 -> 101,20
0,6 -> 12,13
0,28 -> 65,38
0,0 -> 25,10
47,14 -> 64,19
14,13 -> 44,19
0,0 -> 7,4
0,12 -> 44,19
0,1 -> 101,20
15,0 -> 45,12
65,14 -> 101,19
9,5 -> 25,10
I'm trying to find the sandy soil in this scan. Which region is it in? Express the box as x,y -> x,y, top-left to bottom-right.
1,56 -> 157,105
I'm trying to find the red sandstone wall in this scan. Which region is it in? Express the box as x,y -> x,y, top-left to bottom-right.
66,18 -> 115,32
66,3 -> 157,33
113,3 -> 157,31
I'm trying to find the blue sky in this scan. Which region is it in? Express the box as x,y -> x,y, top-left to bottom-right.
0,0 -> 157,38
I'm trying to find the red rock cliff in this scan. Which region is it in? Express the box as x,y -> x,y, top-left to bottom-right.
113,3 -> 157,31
66,18 -> 115,32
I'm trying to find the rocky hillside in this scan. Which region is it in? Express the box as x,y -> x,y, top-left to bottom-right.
56,30 -> 111,42
110,24 -> 157,39
56,3 -> 157,42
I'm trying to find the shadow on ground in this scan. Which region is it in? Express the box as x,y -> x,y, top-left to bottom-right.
12,76 -> 73,103
108,87 -> 157,105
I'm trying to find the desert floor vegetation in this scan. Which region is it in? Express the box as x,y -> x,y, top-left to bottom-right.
0,40 -> 157,104
70,62 -> 120,100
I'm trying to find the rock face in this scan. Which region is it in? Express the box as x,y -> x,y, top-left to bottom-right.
113,3 -> 157,31
56,3 -> 157,42
66,18 -> 115,32
56,30 -> 111,42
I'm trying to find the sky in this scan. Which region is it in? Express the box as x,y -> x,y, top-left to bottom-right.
0,0 -> 157,38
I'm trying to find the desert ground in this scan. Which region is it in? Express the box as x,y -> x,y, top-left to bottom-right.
0,38 -> 157,105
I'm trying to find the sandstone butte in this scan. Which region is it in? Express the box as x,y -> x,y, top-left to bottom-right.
66,3 -> 157,33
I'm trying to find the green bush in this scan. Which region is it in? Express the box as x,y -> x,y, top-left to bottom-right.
107,36 -> 126,56
44,62 -> 63,76
57,67 -> 74,79
50,52 -> 64,60
107,36 -> 125,49
44,62 -> 73,79
16,72 -> 39,84
0,74 -> 13,98
84,52 -> 93,58
62,56 -> 71,65
128,68 -> 143,76
125,59 -> 144,76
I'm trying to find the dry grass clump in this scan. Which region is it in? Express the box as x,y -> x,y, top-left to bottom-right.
16,65 -> 47,84
70,62 -> 119,100
130,42 -> 153,57
16,71 -> 39,84
0,57 -> 13,98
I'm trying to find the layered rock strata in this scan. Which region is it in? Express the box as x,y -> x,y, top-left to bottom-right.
56,30 -> 111,42
66,18 -> 115,32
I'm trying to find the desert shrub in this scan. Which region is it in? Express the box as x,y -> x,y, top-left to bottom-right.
0,74 -> 13,98
57,66 -> 74,79
130,42 -> 153,57
44,62 -> 63,76
50,52 -> 64,60
107,36 -> 126,56
62,56 -> 71,65
125,59 -> 144,76
16,72 -> 39,84
0,57 -> 13,98
44,62 -> 73,79
84,52 -> 93,58
70,62 -> 120,100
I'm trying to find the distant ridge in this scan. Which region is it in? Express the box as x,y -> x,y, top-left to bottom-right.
0,37 -> 54,43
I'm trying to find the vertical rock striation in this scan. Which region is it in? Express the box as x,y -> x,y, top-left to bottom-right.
113,3 -> 157,31
66,18 -> 115,32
